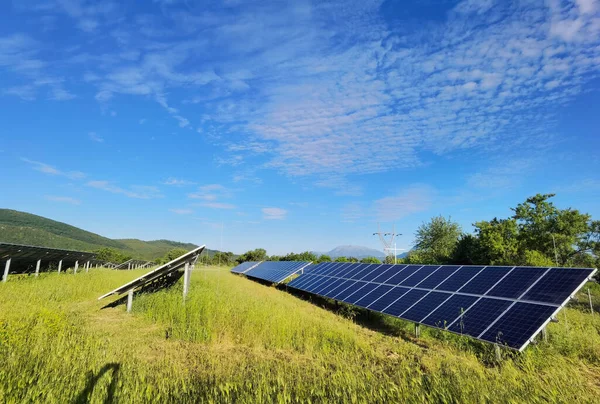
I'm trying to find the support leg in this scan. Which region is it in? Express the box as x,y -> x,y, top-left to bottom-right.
495,345 -> 502,362
86,261 -> 90,273
35,259 -> 41,277
588,288 -> 594,316
127,289 -> 134,313
415,324 -> 421,338
541,327 -> 548,343
2,258 -> 11,283
183,262 -> 190,300
58,260 -> 63,274
74,261 -> 79,274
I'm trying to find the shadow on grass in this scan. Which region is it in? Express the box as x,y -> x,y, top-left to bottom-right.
74,362 -> 120,404
101,271 -> 184,310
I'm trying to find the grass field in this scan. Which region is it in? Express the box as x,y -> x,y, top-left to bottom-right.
1,267 -> 600,403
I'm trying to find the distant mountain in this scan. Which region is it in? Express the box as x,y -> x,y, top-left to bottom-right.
0,209 -> 211,260
317,245 -> 386,259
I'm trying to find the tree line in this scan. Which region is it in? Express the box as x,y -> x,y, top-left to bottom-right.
96,194 -> 599,270
233,194 -> 599,269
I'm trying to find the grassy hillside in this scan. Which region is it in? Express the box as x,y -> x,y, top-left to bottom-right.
0,267 -> 599,402
116,239 -> 198,259
0,209 -> 125,250
0,209 -> 201,260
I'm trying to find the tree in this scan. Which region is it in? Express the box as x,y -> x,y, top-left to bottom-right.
159,248 -> 188,264
237,248 -> 267,263
334,256 -> 348,262
451,234 -> 479,265
213,251 -> 235,266
413,216 -> 463,264
280,251 -> 318,262
360,256 -> 381,264
317,255 -> 332,263
94,248 -> 131,264
512,194 -> 599,266
472,218 -> 519,265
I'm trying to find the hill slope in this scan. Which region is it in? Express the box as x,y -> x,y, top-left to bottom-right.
321,245 -> 385,259
0,209 -> 199,260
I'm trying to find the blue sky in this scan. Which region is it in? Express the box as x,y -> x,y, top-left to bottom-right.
1,0 -> 599,256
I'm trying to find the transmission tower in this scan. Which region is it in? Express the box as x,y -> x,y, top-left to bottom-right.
373,223 -> 402,264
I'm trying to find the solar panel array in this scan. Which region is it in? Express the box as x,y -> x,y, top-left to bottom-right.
99,245 -> 205,300
232,261 -> 312,284
286,262 -> 595,351
230,261 -> 261,274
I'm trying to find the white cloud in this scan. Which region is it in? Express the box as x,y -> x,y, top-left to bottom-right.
9,0 -> 600,192
163,177 -> 195,186
21,157 -> 85,179
262,207 -> 287,220
45,195 -> 81,205
188,184 -> 232,200
169,208 -> 193,214
467,159 -> 534,189
88,131 -> 104,142
87,180 -> 163,199
373,185 -> 436,222
198,202 -> 236,209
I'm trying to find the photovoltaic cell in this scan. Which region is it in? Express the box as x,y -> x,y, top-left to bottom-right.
230,261 -> 261,274
241,261 -> 311,284
354,285 -> 393,308
459,266 -> 513,295
371,265 -> 403,283
435,266 -> 484,292
486,267 -> 548,299
385,265 -> 421,285
422,294 -> 479,328
400,265 -> 441,287
418,266 -> 461,289
480,302 -> 557,348
361,264 -> 394,281
282,262 -> 595,350
345,282 -> 379,304
447,298 -> 512,337
368,287 -> 410,311
523,268 -> 592,304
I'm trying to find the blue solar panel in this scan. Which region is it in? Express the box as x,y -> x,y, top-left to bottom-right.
285,262 -> 595,350
230,261 -> 261,274
480,302 -> 558,348
523,267 -> 592,304
237,261 -> 311,284
422,294 -> 479,328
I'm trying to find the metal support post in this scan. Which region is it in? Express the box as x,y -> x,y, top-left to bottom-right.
495,345 -> 502,362
588,288 -> 594,316
541,327 -> 548,343
85,261 -> 89,273
3,258 -> 11,283
183,262 -> 190,300
415,323 -> 420,338
128,262 -> 131,270
58,260 -> 63,274
35,259 -> 41,277
127,289 -> 134,313
74,261 -> 79,274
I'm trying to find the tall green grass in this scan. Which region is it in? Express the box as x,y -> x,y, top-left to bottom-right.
1,267 -> 599,402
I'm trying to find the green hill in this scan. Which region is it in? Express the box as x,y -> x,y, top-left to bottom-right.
0,209 -> 203,260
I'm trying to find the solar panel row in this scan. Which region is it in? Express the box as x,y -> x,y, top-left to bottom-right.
286,262 -> 595,350
230,261 -> 261,274
230,261 -> 312,283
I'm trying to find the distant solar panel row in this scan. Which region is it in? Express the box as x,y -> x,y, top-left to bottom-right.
230,261 -> 261,274
286,262 -> 595,351
231,261 -> 312,284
